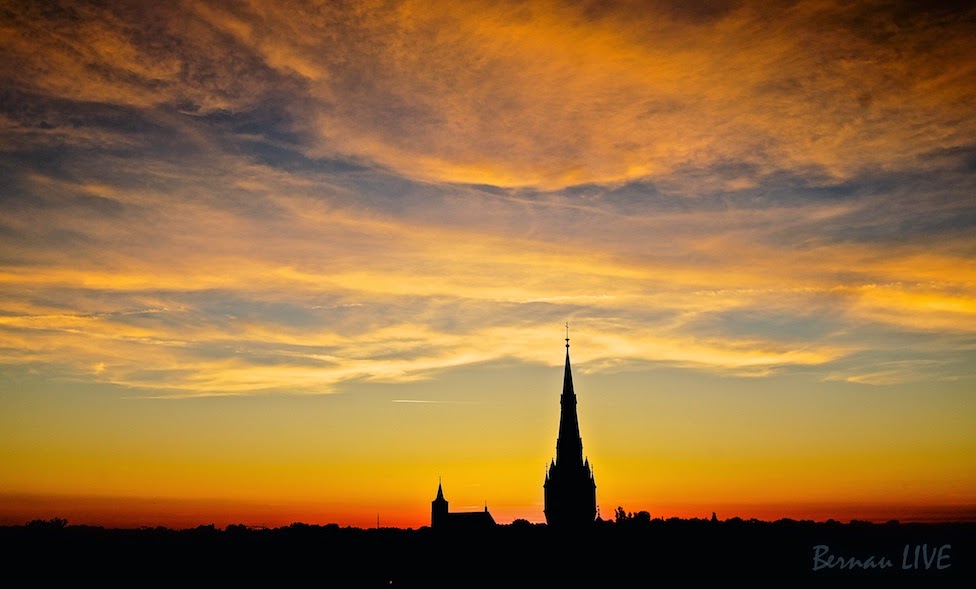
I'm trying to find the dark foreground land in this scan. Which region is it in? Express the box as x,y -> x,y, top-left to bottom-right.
5,518 -> 974,587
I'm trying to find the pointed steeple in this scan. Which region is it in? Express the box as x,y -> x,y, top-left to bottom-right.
555,327 -> 583,467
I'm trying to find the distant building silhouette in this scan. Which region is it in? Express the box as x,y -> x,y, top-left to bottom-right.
544,331 -> 597,528
430,480 -> 496,531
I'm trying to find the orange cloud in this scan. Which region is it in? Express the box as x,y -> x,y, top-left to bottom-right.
6,172 -> 974,395
5,1 -> 972,189
215,0 -> 975,188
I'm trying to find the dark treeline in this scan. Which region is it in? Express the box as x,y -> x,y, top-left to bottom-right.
4,516 -> 973,587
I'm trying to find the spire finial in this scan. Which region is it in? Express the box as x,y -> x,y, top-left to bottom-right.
565,322 -> 570,348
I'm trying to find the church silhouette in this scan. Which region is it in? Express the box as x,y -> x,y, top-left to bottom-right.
544,331 -> 597,527
430,480 -> 495,531
431,331 -> 596,529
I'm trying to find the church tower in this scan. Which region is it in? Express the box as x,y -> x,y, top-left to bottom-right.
431,479 -> 449,529
544,328 -> 596,528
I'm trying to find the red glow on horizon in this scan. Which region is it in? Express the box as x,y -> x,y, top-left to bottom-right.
3,494 -> 974,530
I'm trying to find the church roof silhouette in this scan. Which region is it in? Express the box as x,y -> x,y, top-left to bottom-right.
430,480 -> 495,531
431,328 -> 596,529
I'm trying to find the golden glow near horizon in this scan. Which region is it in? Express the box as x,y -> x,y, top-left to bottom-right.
1,0 -> 975,528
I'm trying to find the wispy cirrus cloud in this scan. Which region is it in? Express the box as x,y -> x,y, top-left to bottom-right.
2,162 -> 974,394
0,0 -> 974,397
208,0 -> 976,188
4,1 -> 974,189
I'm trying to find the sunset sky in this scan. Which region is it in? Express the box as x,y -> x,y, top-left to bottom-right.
1,0 -> 975,530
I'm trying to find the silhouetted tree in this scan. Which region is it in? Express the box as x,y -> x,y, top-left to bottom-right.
613,507 -> 651,525
632,510 -> 651,524
26,517 -> 67,529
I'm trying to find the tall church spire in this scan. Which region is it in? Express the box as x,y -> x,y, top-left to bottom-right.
544,326 -> 596,528
556,326 -> 583,467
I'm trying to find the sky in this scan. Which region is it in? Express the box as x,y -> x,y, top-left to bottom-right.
1,0 -> 975,530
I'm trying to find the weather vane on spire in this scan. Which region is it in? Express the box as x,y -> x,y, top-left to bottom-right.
565,322 -> 570,348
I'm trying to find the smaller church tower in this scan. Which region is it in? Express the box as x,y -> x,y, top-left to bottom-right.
431,479 -> 449,529
431,480 -> 496,530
